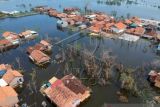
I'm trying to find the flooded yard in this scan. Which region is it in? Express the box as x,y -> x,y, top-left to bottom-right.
0,0 -> 160,107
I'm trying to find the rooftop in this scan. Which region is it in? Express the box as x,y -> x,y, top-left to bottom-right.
113,22 -> 127,30
2,31 -> 18,38
0,86 -> 18,107
2,69 -> 23,84
40,40 -> 51,46
30,50 -> 50,64
43,74 -> 91,107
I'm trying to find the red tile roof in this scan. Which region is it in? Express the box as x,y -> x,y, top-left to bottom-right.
0,86 -> 18,106
0,39 -> 12,45
30,50 -> 50,64
124,19 -> 132,25
113,22 -> 126,30
2,32 -> 18,38
89,26 -> 101,33
2,70 -> 23,84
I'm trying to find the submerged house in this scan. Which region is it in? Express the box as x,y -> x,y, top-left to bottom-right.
57,19 -> 68,28
29,50 -> 50,65
125,27 -> 145,36
0,64 -> 11,77
27,40 -> 52,54
41,74 -> 91,107
143,25 -> 157,39
2,69 -> 24,88
102,22 -> 114,33
40,40 -> 52,52
0,39 -> 13,52
0,86 -> 19,107
89,25 -> 101,34
130,17 -> 142,27
2,31 -> 20,45
19,30 -> 38,40
111,22 -> 127,34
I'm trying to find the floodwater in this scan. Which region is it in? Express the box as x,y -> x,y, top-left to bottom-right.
0,0 -> 160,107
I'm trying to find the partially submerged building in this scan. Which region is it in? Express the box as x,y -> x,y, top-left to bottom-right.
0,86 -> 19,107
0,39 -> 13,52
111,22 -> 127,34
41,74 -> 91,107
125,27 -> 145,36
19,30 -> 38,40
27,40 -> 52,54
29,50 -> 51,65
2,31 -> 20,45
2,69 -> 23,88
0,64 -> 12,77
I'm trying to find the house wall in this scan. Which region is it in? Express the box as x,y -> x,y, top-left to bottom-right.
9,77 -> 24,87
142,34 -> 154,39
111,27 -> 125,34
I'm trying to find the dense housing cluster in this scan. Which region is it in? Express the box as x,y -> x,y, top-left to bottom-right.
33,6 -> 160,42
0,30 -> 38,52
0,64 -> 23,107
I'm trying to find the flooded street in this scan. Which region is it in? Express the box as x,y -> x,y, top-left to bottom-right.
0,0 -> 160,107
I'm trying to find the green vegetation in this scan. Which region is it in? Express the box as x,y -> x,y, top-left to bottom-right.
0,11 -> 38,19
0,12 -> 8,18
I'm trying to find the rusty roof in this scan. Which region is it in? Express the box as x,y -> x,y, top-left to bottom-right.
62,74 -> 88,94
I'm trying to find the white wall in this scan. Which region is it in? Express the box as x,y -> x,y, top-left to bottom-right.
111,27 -> 125,34
9,77 -> 24,88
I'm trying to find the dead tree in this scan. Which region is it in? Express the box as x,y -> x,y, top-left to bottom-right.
101,51 -> 115,81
